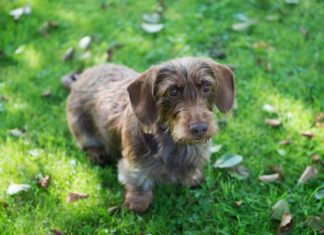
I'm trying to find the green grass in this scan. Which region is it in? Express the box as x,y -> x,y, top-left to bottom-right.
0,0 -> 323,234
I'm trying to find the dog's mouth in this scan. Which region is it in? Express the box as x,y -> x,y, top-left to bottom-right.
175,137 -> 211,145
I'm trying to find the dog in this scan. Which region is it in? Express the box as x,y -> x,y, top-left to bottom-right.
66,57 -> 235,212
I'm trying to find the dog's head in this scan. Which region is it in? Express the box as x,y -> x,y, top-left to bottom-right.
127,57 -> 235,145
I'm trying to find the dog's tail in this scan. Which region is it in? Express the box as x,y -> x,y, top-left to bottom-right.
61,72 -> 81,91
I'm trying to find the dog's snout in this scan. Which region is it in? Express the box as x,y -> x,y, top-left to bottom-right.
190,122 -> 208,137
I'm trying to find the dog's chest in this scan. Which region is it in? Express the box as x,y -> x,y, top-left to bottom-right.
150,133 -> 209,181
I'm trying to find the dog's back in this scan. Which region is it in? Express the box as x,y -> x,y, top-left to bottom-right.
67,64 -> 138,163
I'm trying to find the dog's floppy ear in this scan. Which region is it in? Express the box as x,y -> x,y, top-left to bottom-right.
205,59 -> 235,113
127,68 -> 157,125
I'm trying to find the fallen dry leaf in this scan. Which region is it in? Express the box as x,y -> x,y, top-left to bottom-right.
79,36 -> 92,50
265,14 -> 280,21
316,112 -> 324,128
299,26 -> 309,39
67,192 -> 89,203
142,12 -> 161,24
38,21 -> 59,37
7,183 -> 31,195
301,131 -> 314,139
0,95 -> 8,102
42,90 -> 51,97
141,23 -> 164,33
0,199 -> 8,209
269,165 -> 285,179
265,119 -> 281,127
79,51 -> 91,60
231,20 -> 257,31
28,149 -> 39,157
214,154 -> 243,168
279,139 -> 291,145
305,216 -> 324,233
51,229 -> 64,235
9,128 -> 24,138
38,175 -> 50,189
311,154 -> 320,163
297,166 -> 318,184
107,205 -> 120,214
9,4 -> 31,21
63,47 -> 75,61
277,213 -> 293,235
271,199 -> 290,221
262,104 -> 276,113
253,41 -> 268,49
209,144 -> 222,154
105,43 -> 123,62
259,173 -> 280,183
315,189 -> 324,200
227,165 -> 250,180
277,149 -> 286,156
234,200 -> 243,208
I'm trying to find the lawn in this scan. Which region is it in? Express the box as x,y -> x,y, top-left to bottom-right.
0,0 -> 323,234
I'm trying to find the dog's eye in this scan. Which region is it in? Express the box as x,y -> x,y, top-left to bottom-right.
202,83 -> 211,93
168,86 -> 178,97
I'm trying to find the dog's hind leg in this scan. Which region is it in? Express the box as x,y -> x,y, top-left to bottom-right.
67,99 -> 111,165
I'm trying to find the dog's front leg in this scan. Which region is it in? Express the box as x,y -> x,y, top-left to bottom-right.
118,158 -> 153,213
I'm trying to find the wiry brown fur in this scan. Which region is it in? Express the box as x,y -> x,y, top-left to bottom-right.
66,57 -> 235,212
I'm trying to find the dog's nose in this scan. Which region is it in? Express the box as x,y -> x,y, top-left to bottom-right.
190,122 -> 208,137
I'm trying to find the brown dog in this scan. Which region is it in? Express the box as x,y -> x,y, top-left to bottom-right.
66,57 -> 235,212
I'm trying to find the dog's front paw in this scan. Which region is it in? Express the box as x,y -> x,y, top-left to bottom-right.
124,190 -> 153,213
187,169 -> 205,188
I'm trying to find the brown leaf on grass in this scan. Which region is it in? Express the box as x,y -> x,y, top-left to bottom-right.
0,200 -> 8,209
306,215 -> 324,232
42,90 -> 51,97
227,165 -> 250,180
268,165 -> 285,179
234,200 -> 243,208
67,192 -> 89,203
38,175 -> 50,189
63,47 -> 75,61
9,5 -> 31,21
51,229 -> 64,235
297,166 -> 318,184
105,43 -> 123,62
0,95 -> 8,102
79,36 -> 92,50
265,119 -> 281,127
277,213 -> 293,235
7,183 -> 31,195
9,128 -> 24,138
301,131 -> 314,139
279,139 -> 291,145
259,173 -> 280,183
38,21 -> 59,37
311,154 -> 323,166
141,23 -> 164,33
271,199 -> 290,221
231,20 -> 257,31
299,26 -> 309,39
262,104 -> 276,113
316,112 -> 324,128
252,40 -> 268,49
107,205 -> 120,214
